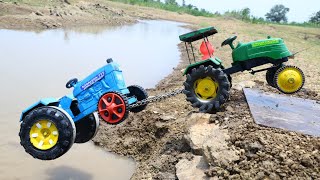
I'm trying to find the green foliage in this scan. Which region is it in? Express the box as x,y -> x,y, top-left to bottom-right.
109,0 -> 216,17
265,4 -> 290,23
309,11 -> 320,24
223,8 -> 252,21
108,0 -> 319,28
165,0 -> 177,5
241,8 -> 250,20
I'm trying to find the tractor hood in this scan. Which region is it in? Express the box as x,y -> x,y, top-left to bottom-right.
232,37 -> 292,62
72,61 -> 126,97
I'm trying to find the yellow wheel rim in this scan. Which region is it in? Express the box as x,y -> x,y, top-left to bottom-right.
29,120 -> 59,150
277,67 -> 303,93
194,77 -> 219,100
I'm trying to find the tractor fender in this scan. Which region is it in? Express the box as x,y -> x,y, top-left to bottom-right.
183,58 -> 222,75
20,98 -> 59,121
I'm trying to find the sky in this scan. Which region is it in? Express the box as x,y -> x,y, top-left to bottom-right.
175,0 -> 319,22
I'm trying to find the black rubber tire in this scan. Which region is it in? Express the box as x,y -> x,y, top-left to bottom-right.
127,85 -> 148,113
98,91 -> 129,125
75,113 -> 99,143
19,106 -> 76,160
227,75 -> 232,88
221,65 -> 232,88
183,65 -> 230,113
274,65 -> 305,94
266,64 -> 283,87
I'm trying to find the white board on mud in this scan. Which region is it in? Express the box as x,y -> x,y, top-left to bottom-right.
243,88 -> 320,137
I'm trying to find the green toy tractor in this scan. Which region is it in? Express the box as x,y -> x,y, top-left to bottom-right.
180,26 -> 305,113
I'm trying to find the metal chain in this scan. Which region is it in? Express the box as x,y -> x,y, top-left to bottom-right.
129,88 -> 184,109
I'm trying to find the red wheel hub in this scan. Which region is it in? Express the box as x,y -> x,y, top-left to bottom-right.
98,93 -> 126,124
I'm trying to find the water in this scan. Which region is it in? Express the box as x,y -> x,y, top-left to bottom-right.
0,20 -> 188,180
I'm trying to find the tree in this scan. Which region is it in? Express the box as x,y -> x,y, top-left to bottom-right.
309,11 -> 320,24
241,7 -> 250,20
265,4 -> 290,23
186,4 -> 195,9
165,0 -> 178,5
182,0 -> 186,6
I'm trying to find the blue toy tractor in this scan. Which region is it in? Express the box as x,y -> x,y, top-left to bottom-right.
19,59 -> 148,160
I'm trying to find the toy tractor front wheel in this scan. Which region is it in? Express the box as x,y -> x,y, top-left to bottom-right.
19,106 -> 76,160
127,85 -> 148,113
75,112 -> 99,143
184,65 -> 230,113
274,65 -> 305,94
98,91 -> 129,125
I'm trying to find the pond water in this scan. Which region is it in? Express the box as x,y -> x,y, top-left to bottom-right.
0,20 -> 188,180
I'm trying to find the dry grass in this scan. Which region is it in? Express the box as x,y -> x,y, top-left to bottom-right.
2,0 -> 319,93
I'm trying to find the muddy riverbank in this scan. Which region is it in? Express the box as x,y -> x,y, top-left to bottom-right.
0,1 -> 136,30
93,41 -> 320,179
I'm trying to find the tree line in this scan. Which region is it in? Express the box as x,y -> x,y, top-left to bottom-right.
110,0 -> 320,26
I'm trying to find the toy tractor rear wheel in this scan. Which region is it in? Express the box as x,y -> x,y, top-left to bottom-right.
19,106 -> 76,160
98,91 -> 129,125
184,65 -> 230,113
127,85 -> 148,113
75,112 -> 99,143
274,65 -> 305,94
266,64 -> 283,87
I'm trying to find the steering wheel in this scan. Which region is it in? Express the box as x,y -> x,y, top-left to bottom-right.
66,78 -> 78,89
221,36 -> 237,49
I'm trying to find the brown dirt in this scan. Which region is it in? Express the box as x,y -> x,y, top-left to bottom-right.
0,1 -> 136,30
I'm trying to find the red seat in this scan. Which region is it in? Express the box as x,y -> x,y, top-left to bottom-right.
200,41 -> 214,60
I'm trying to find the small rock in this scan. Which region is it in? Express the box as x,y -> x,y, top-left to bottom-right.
226,106 -> 234,112
284,159 -> 294,166
256,171 -> 265,179
184,116 -> 218,154
279,152 -> 287,161
35,11 -> 44,16
63,0 -> 71,4
160,115 -> 175,121
233,80 -> 256,90
312,150 -> 319,155
156,172 -> 175,180
216,111 -> 225,116
300,154 -> 313,167
202,130 -> 239,165
279,173 -> 287,177
269,173 -> 279,180
176,156 -> 209,180
248,142 -> 264,153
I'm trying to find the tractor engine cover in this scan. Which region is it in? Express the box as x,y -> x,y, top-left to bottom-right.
232,37 -> 292,62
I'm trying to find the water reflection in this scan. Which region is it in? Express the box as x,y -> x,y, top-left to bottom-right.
47,166 -> 93,180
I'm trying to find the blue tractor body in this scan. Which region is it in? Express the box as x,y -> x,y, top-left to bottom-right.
20,60 -> 137,123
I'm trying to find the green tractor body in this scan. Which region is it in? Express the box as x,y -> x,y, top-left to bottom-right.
232,38 -> 292,63
183,57 -> 222,75
180,26 -> 305,113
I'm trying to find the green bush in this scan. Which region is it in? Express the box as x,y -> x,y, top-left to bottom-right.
109,0 -> 216,17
